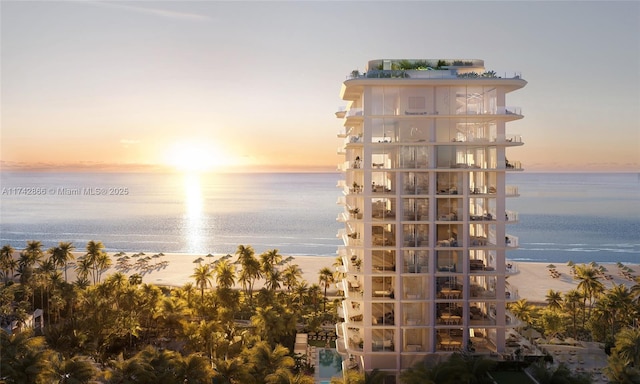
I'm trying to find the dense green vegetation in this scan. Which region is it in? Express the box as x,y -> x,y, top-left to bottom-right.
1,241 -> 328,383
507,262 -> 640,384
2,242 -> 639,383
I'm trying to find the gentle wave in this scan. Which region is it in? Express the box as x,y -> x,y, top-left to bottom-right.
2,172 -> 639,262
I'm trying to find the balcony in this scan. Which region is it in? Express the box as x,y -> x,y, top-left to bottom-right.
506,261 -> 518,275
505,159 -> 523,170
505,185 -> 519,197
347,328 -> 364,352
345,108 -> 364,118
497,106 -> 523,116
505,234 -> 519,248
470,285 -> 496,300
505,210 -> 519,223
504,134 -> 523,144
345,135 -> 363,145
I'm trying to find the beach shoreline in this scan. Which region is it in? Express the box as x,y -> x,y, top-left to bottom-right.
8,251 -> 639,303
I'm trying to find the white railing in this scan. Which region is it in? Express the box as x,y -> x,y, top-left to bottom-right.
506,160 -> 523,170
505,210 -> 519,222
348,70 -> 523,80
497,106 -> 523,115
346,108 -> 363,117
505,235 -> 519,248
505,185 -> 519,196
505,134 -> 523,143
347,135 -> 363,144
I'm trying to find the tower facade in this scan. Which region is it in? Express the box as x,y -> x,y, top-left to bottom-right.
334,59 -> 526,377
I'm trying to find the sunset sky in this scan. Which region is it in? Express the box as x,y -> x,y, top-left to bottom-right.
1,1 -> 638,172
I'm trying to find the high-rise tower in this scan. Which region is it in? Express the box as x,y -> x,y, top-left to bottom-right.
334,59 -> 526,378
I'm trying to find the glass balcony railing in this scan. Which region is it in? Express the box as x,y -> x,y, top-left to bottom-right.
505,159 -> 523,170
345,108 -> 364,118
505,210 -> 519,222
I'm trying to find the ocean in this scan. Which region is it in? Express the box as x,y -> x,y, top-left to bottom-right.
0,171 -> 638,264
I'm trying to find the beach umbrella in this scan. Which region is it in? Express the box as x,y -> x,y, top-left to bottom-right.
206,253 -> 215,258
549,337 -> 562,344
193,257 -> 204,264
152,254 -> 160,258
223,254 -> 232,259
158,252 -> 164,256
132,253 -> 139,257
547,264 -> 556,269
567,260 -> 574,267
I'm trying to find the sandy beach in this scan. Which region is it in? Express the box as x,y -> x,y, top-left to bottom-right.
10,251 -> 639,303
100,253 -> 640,304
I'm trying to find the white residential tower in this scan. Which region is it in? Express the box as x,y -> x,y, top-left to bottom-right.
334,59 -> 527,379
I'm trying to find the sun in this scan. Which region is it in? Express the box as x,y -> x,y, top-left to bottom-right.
163,139 -> 232,172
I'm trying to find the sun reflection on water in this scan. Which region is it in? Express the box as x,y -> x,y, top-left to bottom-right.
183,172 -> 205,253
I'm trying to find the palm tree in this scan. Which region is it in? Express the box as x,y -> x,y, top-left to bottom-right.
260,249 -> 283,273
104,353 -> 155,383
0,330 -> 49,383
18,241 -> 43,287
215,259 -> 236,290
180,353 -> 214,383
545,289 -> 563,312
0,244 -> 15,282
307,284 -> 322,312
191,264 -> 214,302
237,244 -> 261,304
84,240 -> 107,285
244,341 -> 295,382
574,264 -> 605,326
251,305 -> 286,346
631,276 -> 640,303
42,353 -> 97,383
602,283 -> 635,339
213,356 -> 251,384
605,328 -> 640,383
292,282 -> 309,308
48,241 -> 75,282
563,289 -> 582,339
612,327 -> 640,367
95,251 -> 112,284
318,267 -> 335,312
23,240 -> 44,267
282,264 -> 303,293
4,257 -> 18,283
264,268 -> 282,292
508,299 -> 534,325
605,352 -> 640,384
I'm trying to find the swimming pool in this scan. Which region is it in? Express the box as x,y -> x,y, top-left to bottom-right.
317,348 -> 343,382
